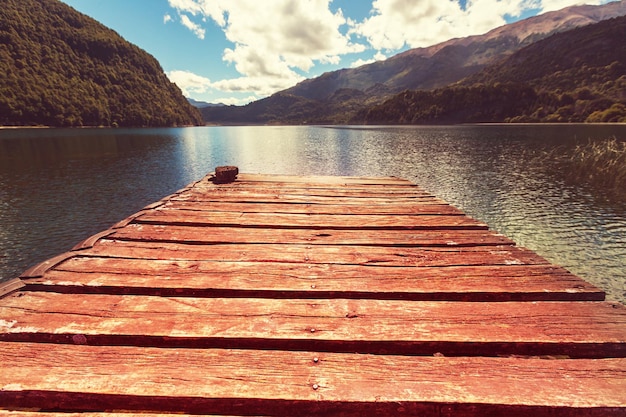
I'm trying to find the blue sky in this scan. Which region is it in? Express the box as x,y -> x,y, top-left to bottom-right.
60,0 -> 611,105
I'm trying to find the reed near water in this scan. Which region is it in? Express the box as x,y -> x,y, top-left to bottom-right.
535,137 -> 626,196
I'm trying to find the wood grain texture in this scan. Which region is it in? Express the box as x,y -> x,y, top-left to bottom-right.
109,224 -> 512,246
134,209 -> 487,229
81,240 -> 548,267
174,190 -> 447,205
233,173 -> 415,185
0,279 -> 24,299
193,185 -> 431,198
26,257 -> 603,301
3,172 -> 625,416
201,176 -> 418,189
46,256 -> 576,280
0,343 -> 624,415
160,200 -> 464,215
1,292 -> 624,357
0,410 -> 205,417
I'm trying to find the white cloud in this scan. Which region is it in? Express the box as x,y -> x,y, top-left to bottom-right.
353,0 -> 608,51
166,0 -> 612,101
215,95 -> 259,106
350,51 -> 387,68
167,0 -> 205,16
354,0 -> 499,51
179,14 -> 205,39
349,58 -> 374,68
168,0 -> 227,25
167,70 -> 212,96
539,0 -> 607,13
212,74 -> 305,97
167,0 -> 365,98
163,14 -> 173,24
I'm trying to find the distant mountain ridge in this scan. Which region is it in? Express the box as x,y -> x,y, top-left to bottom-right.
0,0 -> 203,127
188,98 -> 225,109
363,15 -> 626,124
202,1 -> 626,125
286,1 -> 626,99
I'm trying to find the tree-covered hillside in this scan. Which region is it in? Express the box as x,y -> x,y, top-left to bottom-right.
363,15 -> 626,124
0,0 -> 203,127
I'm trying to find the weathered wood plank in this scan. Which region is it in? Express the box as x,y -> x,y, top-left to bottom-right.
196,182 -> 430,196
27,258 -> 603,301
234,173 -> 414,185
174,190 -> 448,205
0,279 -> 24,299
82,240 -> 548,267
109,224 -> 512,247
161,200 -> 464,215
3,172 -> 625,416
0,343 -> 624,415
0,414 -> 212,417
2,292 -> 624,357
135,210 -> 487,229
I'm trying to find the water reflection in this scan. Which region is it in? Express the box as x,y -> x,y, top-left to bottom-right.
1,125 -> 625,303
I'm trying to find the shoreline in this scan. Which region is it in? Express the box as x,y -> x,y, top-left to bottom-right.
2,122 -> 625,130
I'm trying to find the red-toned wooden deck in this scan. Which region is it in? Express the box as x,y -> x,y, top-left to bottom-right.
1,172 -> 625,416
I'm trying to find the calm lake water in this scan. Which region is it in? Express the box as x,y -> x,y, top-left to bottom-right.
1,125 -> 625,303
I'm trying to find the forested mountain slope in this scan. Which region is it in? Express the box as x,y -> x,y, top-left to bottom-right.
363,15 -> 626,124
0,0 -> 203,127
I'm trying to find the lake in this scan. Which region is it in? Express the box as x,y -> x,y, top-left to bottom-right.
1,124 -> 625,304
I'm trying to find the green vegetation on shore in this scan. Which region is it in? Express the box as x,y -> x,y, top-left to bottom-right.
0,0 -> 203,127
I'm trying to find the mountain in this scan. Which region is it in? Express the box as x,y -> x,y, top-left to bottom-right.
188,98 -> 224,109
201,88 -> 371,125
202,1 -> 626,125
287,1 -> 626,100
362,15 -> 626,124
0,0 -> 203,127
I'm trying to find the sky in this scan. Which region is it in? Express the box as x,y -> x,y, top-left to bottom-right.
60,0 -> 613,105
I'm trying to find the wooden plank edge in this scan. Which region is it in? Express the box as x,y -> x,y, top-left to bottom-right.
19,186 -> 196,276
233,173 -> 415,186
71,230 -> 118,251
112,175 -> 208,229
0,279 -> 24,299
174,176 -> 209,195
11,175 -> 212,280
21,201 -> 166,278
0,413 -> 207,417
202,182 -> 424,193
19,252 -> 78,280
21,230 -> 121,280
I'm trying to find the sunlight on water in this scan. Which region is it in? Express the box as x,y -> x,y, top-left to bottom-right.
1,125 -> 625,303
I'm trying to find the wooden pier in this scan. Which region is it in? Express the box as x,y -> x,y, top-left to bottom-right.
1,172 -> 625,416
